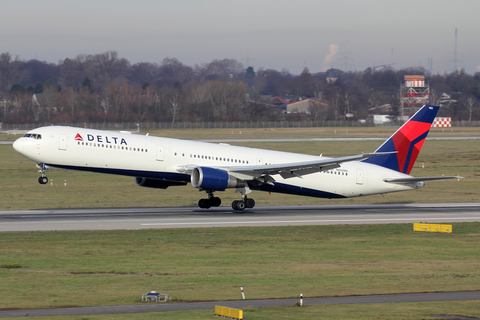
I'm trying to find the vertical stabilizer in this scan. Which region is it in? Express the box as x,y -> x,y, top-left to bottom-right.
363,105 -> 439,174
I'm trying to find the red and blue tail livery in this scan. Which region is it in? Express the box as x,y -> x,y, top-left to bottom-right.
363,105 -> 439,174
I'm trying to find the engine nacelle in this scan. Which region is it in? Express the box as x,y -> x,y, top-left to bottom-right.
191,167 -> 246,191
135,177 -> 187,189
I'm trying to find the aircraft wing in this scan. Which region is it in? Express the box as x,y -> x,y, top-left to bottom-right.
177,152 -> 395,182
226,152 -> 386,180
384,176 -> 463,183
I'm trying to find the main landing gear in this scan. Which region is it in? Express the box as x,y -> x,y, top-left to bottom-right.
37,163 -> 48,185
232,196 -> 255,211
198,191 -> 222,209
197,189 -> 256,211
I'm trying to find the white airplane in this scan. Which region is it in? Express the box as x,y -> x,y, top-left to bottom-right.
13,105 -> 460,210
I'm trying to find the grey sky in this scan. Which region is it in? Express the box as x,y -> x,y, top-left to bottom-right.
1,0 -> 479,74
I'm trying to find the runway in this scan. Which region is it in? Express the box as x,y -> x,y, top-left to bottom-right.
1,203 -> 479,232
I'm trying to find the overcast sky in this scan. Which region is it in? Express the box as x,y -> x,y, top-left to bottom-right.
1,0 -> 479,74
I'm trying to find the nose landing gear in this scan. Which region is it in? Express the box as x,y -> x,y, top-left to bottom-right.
37,163 -> 49,184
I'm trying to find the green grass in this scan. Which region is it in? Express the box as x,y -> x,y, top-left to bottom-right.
0,224 -> 479,311
1,137 -> 479,210
1,301 -> 480,320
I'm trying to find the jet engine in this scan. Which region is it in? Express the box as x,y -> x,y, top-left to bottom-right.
191,167 -> 246,191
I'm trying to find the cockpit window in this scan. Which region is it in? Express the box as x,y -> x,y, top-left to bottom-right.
23,133 -> 41,139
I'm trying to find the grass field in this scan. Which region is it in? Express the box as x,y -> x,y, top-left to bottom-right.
1,224 -> 479,316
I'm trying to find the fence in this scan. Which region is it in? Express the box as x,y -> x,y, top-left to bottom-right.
1,120 -> 480,132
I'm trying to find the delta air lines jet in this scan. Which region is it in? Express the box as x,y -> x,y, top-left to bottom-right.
13,105 -> 460,210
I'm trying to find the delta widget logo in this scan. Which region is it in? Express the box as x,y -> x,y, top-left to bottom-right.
75,133 -> 83,141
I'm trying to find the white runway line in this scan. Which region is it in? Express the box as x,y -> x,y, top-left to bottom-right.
141,216 -> 480,226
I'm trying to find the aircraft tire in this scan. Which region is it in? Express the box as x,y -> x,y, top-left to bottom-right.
236,201 -> 246,211
232,200 -> 245,211
38,177 -> 48,184
211,197 -> 221,207
198,199 -> 211,209
245,198 -> 255,208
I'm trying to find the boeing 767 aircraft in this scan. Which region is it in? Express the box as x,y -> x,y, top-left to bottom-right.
13,105 -> 460,210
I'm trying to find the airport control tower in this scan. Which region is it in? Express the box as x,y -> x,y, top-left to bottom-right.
400,75 -> 429,116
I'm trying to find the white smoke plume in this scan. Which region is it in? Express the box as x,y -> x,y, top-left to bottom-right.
323,44 -> 339,71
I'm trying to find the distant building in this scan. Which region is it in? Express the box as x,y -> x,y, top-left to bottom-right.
326,68 -> 338,83
438,93 -> 457,107
271,97 -> 289,106
286,98 -> 330,114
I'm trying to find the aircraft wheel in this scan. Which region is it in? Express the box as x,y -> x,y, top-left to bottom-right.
245,198 -> 255,208
38,176 -> 48,185
232,200 -> 245,211
236,201 -> 246,211
211,197 -> 221,207
198,199 -> 211,209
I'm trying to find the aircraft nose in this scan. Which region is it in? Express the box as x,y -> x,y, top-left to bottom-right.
13,138 -> 24,153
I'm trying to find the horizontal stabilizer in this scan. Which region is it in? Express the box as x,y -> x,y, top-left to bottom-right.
384,176 -> 463,183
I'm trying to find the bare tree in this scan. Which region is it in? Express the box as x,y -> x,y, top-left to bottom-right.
1,92 -> 11,122
463,96 -> 477,121
162,86 -> 183,123
42,81 -> 60,121
429,88 -> 441,106
88,51 -> 129,91
330,90 -> 341,120
195,59 -> 244,81
343,92 -> 352,117
309,100 -> 329,122
0,52 -> 24,92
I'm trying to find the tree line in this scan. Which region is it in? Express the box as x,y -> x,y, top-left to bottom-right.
1,51 -> 479,124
